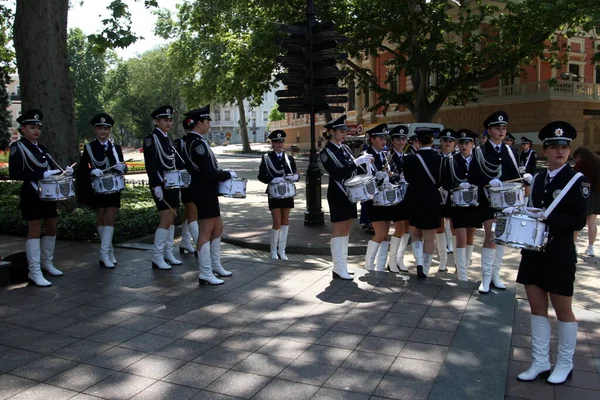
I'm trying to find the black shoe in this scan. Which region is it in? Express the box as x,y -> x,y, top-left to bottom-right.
199,278 -> 225,286
516,369 -> 551,382
332,271 -> 353,280
417,265 -> 426,279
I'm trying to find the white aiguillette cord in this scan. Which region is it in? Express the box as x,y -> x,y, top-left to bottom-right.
541,172 -> 583,219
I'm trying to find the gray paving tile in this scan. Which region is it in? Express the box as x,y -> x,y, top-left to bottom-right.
0,326 -> 45,346
91,310 -> 139,326
131,381 -> 199,400
86,346 -> 148,371
369,323 -> 414,340
232,353 -> 293,377
257,338 -> 311,359
193,346 -> 251,369
84,371 -> 156,400
120,332 -> 176,352
7,382 -> 78,400
400,341 -> 449,362
310,387 -> 369,400
373,374 -> 433,400
30,315 -> 80,332
504,377 -> 555,400
355,335 -> 405,356
296,344 -> 352,366
10,355 -> 77,381
0,348 -> 43,372
148,320 -> 202,338
418,316 -> 461,332
205,314 -> 255,331
323,367 -> 383,395
183,327 -> 236,345
87,325 -> 142,345
122,354 -> 186,379
163,362 -> 228,389
340,350 -> 395,374
330,317 -> 378,335
153,339 -> 212,361
117,315 -> 168,332
142,304 -> 190,320
59,304 -> 108,320
253,378 -> 318,400
219,332 -> 273,352
204,370 -> 271,399
314,331 -> 365,350
68,394 -> 104,400
0,374 -> 37,400
241,320 -> 291,337
56,321 -> 110,338
51,339 -> 112,362
277,359 -> 336,385
118,300 -> 162,315
409,328 -> 455,346
17,332 -> 80,355
45,363 -> 114,391
387,357 -> 442,381
554,385 -> 600,400
277,324 -> 327,344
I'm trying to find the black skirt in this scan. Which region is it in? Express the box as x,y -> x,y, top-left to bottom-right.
268,196 -> 294,210
152,188 -> 181,212
195,195 -> 220,219
392,202 -> 409,222
516,249 -> 576,297
327,196 -> 357,223
90,192 -> 121,209
450,206 -> 482,229
365,201 -> 393,222
21,191 -> 58,221
408,207 -> 441,230
181,187 -> 193,204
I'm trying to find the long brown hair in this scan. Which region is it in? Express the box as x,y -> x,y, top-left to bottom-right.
573,146 -> 600,192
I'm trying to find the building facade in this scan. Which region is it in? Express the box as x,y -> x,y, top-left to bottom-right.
6,74 -> 21,143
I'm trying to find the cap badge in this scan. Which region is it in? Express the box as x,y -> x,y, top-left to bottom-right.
34,114 -> 39,120
277,133 -> 282,138
166,109 -> 171,114
101,117 -> 106,123
498,115 -> 504,121
461,132 -> 466,137
554,128 -> 564,137
400,129 -> 404,134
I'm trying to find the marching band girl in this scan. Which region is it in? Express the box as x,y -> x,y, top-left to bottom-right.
174,120 -> 198,256
9,109 -> 73,286
77,113 -> 127,268
258,130 -> 299,260
436,128 -> 457,271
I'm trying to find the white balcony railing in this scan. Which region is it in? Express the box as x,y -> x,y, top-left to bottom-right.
477,81 -> 600,103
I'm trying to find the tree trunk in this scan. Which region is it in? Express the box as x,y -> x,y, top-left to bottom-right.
237,97 -> 251,152
14,0 -> 78,167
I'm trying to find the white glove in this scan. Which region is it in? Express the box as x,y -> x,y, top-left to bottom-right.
518,166 -> 526,174
43,169 -> 61,178
489,178 -> 502,187
522,173 -> 533,184
227,170 -> 237,179
114,163 -> 126,173
501,207 -> 518,214
64,166 -> 74,176
354,154 -> 374,166
90,169 -> 104,177
153,186 -> 163,201
522,207 -> 545,220
285,174 -> 299,182
459,182 -> 470,189
271,177 -> 285,184
375,171 -> 387,180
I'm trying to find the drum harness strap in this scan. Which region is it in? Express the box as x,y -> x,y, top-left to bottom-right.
416,153 -> 443,190
152,133 -> 176,172
185,135 -> 219,172
264,152 -> 292,177
505,145 -> 523,181
474,146 -> 502,179
324,146 -> 351,195
528,172 -> 584,220
16,141 -> 50,191
85,143 -> 109,170
520,149 -> 534,168
448,155 -> 468,184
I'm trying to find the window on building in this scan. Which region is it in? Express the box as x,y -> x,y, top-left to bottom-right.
224,110 -> 231,121
388,71 -> 398,94
568,63 -> 581,78
348,80 -> 356,111
595,66 -> 600,84
213,108 -> 221,121
251,111 -> 256,122
263,110 -> 268,122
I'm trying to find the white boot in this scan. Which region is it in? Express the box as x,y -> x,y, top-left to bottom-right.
270,229 -> 280,259
547,321 -> 578,385
412,240 -> 424,268
387,236 -> 401,273
99,227 -> 115,268
478,248 -> 495,294
331,237 -> 352,280
445,220 -> 454,253
152,228 -> 172,270
435,233 -> 448,272
26,239 -> 51,287
585,245 -> 594,256
397,233 -> 410,272
179,220 -> 196,254
421,253 -> 433,278
278,225 -> 289,260
491,245 -> 506,290
375,241 -> 389,272
40,236 -> 63,276
466,245 -> 474,266
455,247 -> 468,281
210,237 -> 232,277
198,242 -> 224,285
342,236 -> 354,275
189,220 -> 199,245
517,315 -> 551,381
164,225 -> 182,265
365,240 -> 380,271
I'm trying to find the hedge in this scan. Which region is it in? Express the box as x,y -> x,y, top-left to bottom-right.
0,181 -> 183,243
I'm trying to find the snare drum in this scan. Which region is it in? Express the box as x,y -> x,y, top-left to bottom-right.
92,173 -> 125,195
218,177 -> 247,198
163,170 -> 182,189
38,177 -> 75,201
450,185 -> 479,207
488,182 -> 526,210
493,212 -> 547,251
268,180 -> 296,199
373,184 -> 403,207
344,175 -> 378,203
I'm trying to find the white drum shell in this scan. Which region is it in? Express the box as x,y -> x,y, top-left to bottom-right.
268,181 -> 296,199
92,173 -> 125,195
163,170 -> 182,189
493,213 -> 547,251
488,183 -> 526,210
373,185 -> 404,206
179,170 -> 191,188
219,177 -> 247,198
450,186 -> 479,207
344,175 -> 379,203
38,177 -> 75,201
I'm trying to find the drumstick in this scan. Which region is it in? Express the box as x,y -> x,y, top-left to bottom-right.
59,162 -> 77,176
162,199 -> 177,216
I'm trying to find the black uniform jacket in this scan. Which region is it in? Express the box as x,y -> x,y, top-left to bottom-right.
9,138 -> 54,198
403,148 -> 443,209
183,132 -> 231,200
174,137 -> 188,171
319,141 -> 361,201
257,151 -> 297,185
476,140 -> 521,183
366,147 -> 386,174
389,149 -> 405,183
143,128 -> 177,189
519,149 -> 538,175
76,139 -> 126,206
522,164 -> 588,265
441,152 -> 478,191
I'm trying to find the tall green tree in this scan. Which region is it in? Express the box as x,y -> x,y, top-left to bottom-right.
0,3 -> 14,150
156,1 -> 279,152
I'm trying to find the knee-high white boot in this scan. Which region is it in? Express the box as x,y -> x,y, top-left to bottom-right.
198,242 -> 224,285
478,248 -> 495,294
164,225 -> 182,265
341,236 -> 354,275
41,236 -> 63,276
455,247 -> 468,281
210,237 -> 232,277
420,253 -> 433,278
466,244 -> 474,267
397,233 -> 410,272
375,241 -> 389,272
278,225 -> 289,260
435,233 -> 448,272
188,220 -> 199,244
99,227 -> 115,268
517,315 -> 551,381
387,236 -> 402,273
491,245 -> 506,290
412,240 -> 423,268
26,239 -> 51,287
365,240 -> 380,271
331,237 -> 352,280
547,321 -> 578,385
445,220 -> 453,253
270,229 -> 280,259
179,220 -> 196,254
152,228 -> 172,270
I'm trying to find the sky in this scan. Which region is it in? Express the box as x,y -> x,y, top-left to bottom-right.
68,0 -> 181,60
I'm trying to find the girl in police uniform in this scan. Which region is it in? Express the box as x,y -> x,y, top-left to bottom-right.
258,130 -> 299,260
9,109 -> 73,286
77,113 -> 127,268
319,115 -> 373,280
515,121 -> 588,385
436,128 -> 457,272
174,118 -> 198,256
